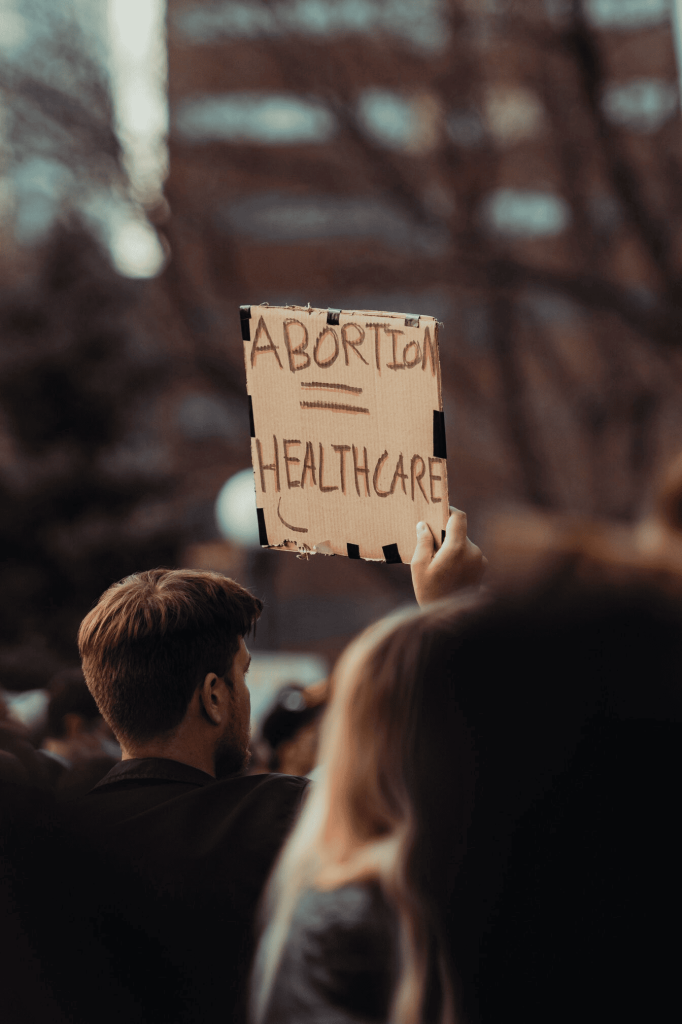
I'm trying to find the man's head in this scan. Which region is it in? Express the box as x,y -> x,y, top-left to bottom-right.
78,569 -> 262,774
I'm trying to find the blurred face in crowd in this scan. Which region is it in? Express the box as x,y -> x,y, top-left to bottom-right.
214,637 -> 252,777
276,720 -> 321,777
59,714 -> 115,761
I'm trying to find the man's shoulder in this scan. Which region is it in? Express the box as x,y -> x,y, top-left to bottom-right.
190,770 -> 309,829
214,770 -> 309,798
76,766 -> 308,838
161,772 -> 309,869
90,758 -> 308,796
72,770 -> 309,905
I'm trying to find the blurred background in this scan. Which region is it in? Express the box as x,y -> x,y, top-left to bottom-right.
1,0 -> 682,707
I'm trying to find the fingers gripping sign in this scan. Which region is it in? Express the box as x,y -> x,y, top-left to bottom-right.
411,507 -> 486,606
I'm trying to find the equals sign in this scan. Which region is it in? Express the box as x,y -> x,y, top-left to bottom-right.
300,381 -> 369,414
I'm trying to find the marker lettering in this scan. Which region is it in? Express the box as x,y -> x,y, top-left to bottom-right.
341,323 -> 368,366
366,323 -> 388,373
353,445 -> 370,497
283,439 -> 301,488
256,436 -> 281,492
283,320 -> 310,372
313,327 -> 340,369
403,339 -> 421,368
411,454 -> 429,502
385,328 -> 405,370
250,317 -> 283,369
422,326 -> 436,376
319,443 -> 338,492
373,450 -> 390,497
428,458 -> 443,503
332,444 -> 351,494
390,454 -> 408,494
301,441 -> 317,488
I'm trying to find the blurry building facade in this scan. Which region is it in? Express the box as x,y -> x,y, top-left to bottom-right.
163,0 -> 682,523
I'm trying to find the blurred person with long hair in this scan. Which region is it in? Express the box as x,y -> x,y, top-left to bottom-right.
252,598 -> 477,1024
253,513 -> 682,1024
251,510 -> 485,1024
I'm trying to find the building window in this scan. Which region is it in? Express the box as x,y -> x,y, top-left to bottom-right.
174,94 -> 336,144
601,79 -> 678,133
482,188 -> 571,238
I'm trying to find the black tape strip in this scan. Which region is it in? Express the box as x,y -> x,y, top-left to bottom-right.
347,543 -> 360,559
240,305 -> 252,341
433,410 -> 447,459
256,508 -> 269,546
327,308 -> 341,325
247,395 -> 255,438
382,543 -> 402,564
404,315 -> 419,327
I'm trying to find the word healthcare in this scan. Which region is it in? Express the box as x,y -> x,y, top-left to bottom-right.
241,304 -> 449,563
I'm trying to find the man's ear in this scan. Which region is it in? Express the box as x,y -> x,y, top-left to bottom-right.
199,673 -> 226,726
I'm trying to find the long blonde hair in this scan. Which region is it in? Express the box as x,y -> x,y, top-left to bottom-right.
252,597 -> 478,1024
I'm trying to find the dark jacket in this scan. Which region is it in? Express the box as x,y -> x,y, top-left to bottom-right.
71,758 -> 309,1024
262,882 -> 398,1024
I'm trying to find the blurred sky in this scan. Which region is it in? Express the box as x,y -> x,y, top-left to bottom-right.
106,0 -> 167,277
108,0 -> 167,201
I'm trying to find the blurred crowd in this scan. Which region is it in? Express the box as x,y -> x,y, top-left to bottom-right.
2,459 -> 682,1024
1,670 -> 120,796
0,668 -> 326,796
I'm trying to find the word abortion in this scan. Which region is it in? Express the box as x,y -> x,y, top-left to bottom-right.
256,436 -> 444,503
249,316 -> 439,374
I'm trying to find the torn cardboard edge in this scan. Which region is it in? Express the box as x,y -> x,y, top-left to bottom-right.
255,511 -> 397,563
240,303 -> 443,329
255,509 -> 446,563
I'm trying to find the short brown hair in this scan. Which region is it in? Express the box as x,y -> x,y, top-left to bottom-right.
78,569 -> 262,743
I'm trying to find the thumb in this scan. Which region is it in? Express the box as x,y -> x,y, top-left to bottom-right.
411,520 -> 435,568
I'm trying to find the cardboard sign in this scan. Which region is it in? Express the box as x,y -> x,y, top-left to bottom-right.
241,304 -> 449,563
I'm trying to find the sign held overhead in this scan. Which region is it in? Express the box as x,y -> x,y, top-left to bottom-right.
241,303 -> 449,563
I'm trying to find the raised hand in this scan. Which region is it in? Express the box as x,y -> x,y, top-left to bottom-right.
410,507 -> 486,606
